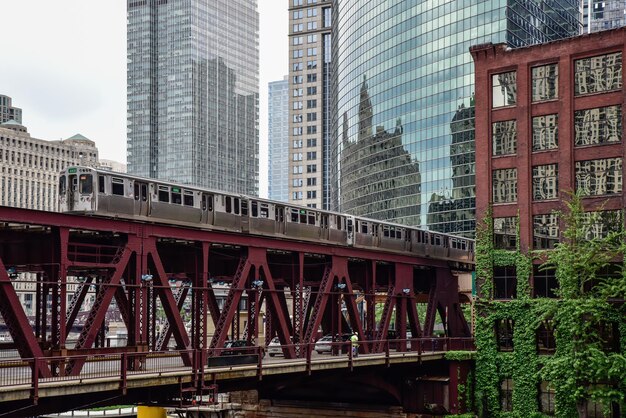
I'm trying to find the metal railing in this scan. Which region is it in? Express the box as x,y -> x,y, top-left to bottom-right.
0,337 -> 474,400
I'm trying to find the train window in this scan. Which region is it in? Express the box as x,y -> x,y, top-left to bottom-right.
241,200 -> 248,216
361,222 -> 368,234
183,190 -> 194,206
158,185 -> 169,202
336,215 -> 343,230
308,213 -> 315,225
431,234 -> 442,246
170,187 -> 182,204
225,196 -> 232,213
251,201 -> 258,217
134,182 -> 139,200
347,218 -> 353,233
260,205 -> 269,218
416,230 -> 425,243
98,176 -> 105,193
321,214 -> 328,228
291,209 -> 299,222
59,176 -> 66,195
300,210 -> 307,224
79,174 -> 93,194
234,198 -> 240,215
141,184 -> 148,202
112,178 -> 124,196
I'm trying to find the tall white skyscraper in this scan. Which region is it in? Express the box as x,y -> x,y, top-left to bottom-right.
126,0 -> 259,195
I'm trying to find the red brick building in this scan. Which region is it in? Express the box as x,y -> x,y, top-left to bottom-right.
472,29 -> 625,297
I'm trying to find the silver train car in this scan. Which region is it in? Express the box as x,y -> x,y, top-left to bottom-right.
58,166 -> 474,263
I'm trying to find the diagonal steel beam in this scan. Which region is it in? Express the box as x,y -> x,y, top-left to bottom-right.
66,245 -> 134,375
0,258 -> 51,377
144,240 -> 191,365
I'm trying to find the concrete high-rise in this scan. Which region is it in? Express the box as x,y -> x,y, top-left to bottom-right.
268,76 -> 290,202
582,0 -> 626,33
288,0 -> 332,209
126,0 -> 259,195
330,0 -> 581,237
0,95 -> 22,124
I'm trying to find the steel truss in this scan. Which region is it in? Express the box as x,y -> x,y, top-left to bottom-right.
0,206 -> 471,377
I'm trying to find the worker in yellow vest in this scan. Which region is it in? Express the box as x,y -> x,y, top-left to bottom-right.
350,332 -> 359,357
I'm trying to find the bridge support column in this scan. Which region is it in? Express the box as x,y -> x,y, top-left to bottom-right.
449,360 -> 473,414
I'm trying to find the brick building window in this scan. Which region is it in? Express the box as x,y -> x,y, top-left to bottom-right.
574,105 -> 621,147
576,158 -> 622,196
493,217 -> 517,250
583,210 -> 623,240
500,378 -> 514,411
496,320 -> 515,352
492,71 -> 517,108
533,214 -> 559,250
574,52 -> 622,96
532,63 -> 558,102
533,266 -> 558,298
539,381 -> 556,415
537,320 -> 556,354
493,168 -> 517,203
532,114 -> 558,151
533,164 -> 558,200
494,267 -> 517,299
492,120 -> 517,156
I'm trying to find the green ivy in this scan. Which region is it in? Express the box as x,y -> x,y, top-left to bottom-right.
473,196 -> 626,418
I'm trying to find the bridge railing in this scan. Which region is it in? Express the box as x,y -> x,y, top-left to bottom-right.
0,337 -> 474,398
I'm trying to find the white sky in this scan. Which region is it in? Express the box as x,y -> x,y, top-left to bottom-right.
0,1 -> 287,198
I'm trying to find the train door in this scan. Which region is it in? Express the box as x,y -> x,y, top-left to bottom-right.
201,193 -> 214,225
241,199 -> 249,233
320,213 -> 329,240
133,181 -> 149,216
275,205 -> 285,234
68,173 -> 78,211
347,216 -> 354,245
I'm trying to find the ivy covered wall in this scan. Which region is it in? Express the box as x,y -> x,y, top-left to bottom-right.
473,199 -> 626,418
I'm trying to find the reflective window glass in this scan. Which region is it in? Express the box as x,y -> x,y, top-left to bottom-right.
492,120 -> 517,156
574,52 -> 622,96
533,164 -> 558,201
492,71 -> 517,108
493,168 -> 517,203
532,114 -> 558,151
532,64 -> 558,102
576,158 -> 622,196
574,105 -> 621,146
533,214 -> 559,249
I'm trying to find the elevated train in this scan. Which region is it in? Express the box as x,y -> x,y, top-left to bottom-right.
59,166 -> 474,263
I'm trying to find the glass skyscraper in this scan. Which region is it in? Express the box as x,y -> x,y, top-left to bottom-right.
127,0 -> 259,195
331,0 -> 580,236
268,77 -> 290,202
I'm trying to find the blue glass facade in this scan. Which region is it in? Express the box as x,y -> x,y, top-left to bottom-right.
330,0 -> 580,236
127,0 -> 259,195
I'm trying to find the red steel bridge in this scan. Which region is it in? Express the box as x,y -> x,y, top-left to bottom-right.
0,206 -> 474,417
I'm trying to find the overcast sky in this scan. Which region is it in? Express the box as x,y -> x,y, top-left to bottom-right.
1,1 -> 287,198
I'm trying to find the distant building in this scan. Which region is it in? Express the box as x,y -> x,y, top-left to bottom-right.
288,0 -> 332,208
99,159 -> 127,173
0,125 -> 98,211
126,0 -> 259,195
0,97 -> 99,317
268,77 -> 289,202
0,94 -> 22,124
583,0 -> 626,33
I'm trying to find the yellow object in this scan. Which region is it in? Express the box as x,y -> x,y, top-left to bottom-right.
137,406 -> 166,418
